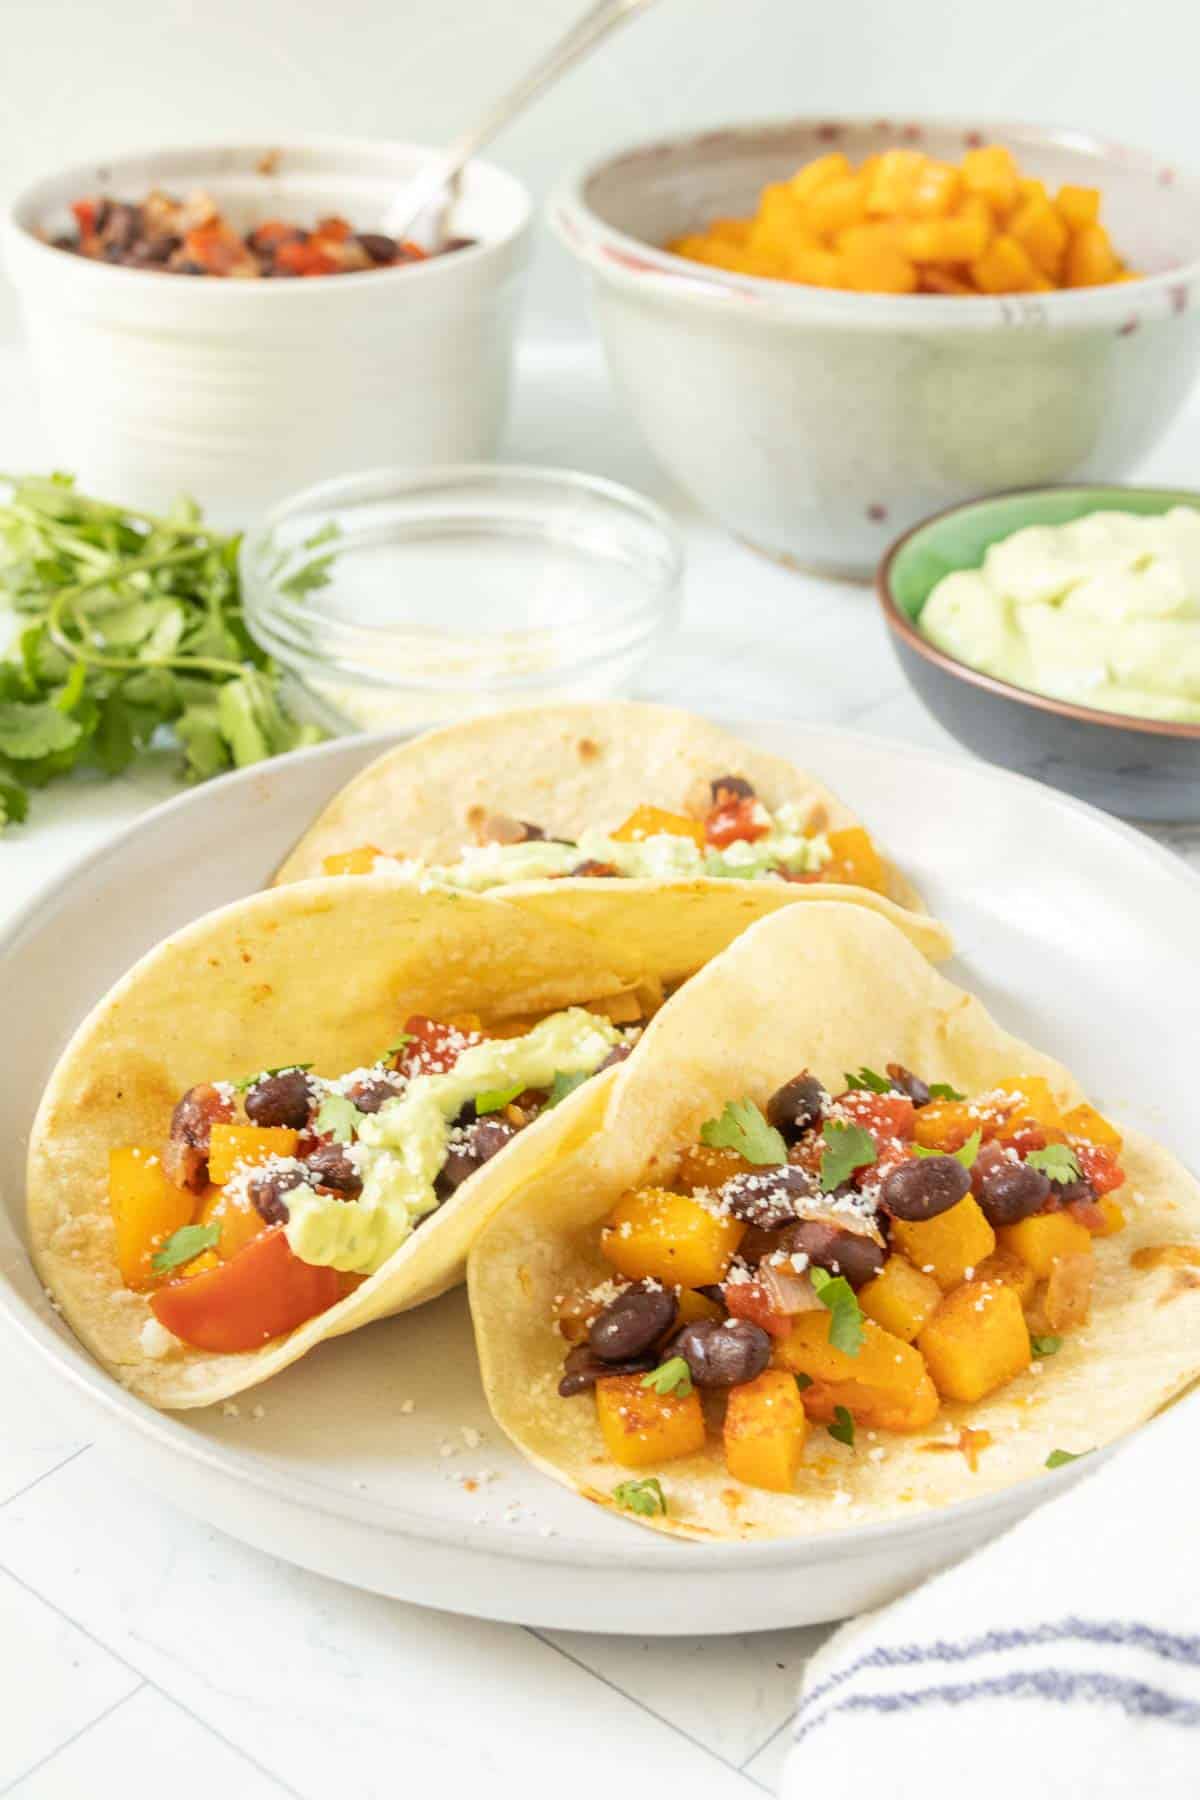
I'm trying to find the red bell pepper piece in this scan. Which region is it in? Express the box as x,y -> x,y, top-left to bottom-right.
150,1227 -> 351,1352
705,795 -> 769,849
1075,1142 -> 1126,1195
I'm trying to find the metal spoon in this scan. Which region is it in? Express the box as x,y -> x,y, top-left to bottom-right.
384,0 -> 660,247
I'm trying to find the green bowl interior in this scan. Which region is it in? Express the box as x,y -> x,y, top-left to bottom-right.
889,486 -> 1200,624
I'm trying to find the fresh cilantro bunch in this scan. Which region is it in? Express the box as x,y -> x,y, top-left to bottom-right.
0,473 -> 324,828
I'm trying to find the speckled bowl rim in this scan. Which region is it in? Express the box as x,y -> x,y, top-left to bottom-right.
876,483 -> 1200,742
551,115 -> 1200,330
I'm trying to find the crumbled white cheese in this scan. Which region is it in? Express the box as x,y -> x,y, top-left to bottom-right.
138,1317 -> 178,1359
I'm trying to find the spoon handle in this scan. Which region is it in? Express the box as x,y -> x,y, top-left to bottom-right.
387,0 -> 659,240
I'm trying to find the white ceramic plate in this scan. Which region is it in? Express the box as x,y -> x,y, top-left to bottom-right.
3,724 -> 1198,1634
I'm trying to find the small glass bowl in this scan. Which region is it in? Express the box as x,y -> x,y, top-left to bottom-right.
240,464 -> 684,733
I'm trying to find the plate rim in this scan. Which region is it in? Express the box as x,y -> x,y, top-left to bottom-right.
3,720 -> 1197,1572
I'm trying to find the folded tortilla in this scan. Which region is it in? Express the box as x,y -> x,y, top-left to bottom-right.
468,901 -> 1200,1540
270,704 -> 948,962
27,881 -> 645,1409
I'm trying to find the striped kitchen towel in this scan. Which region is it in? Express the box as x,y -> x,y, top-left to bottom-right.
783,1392 -> 1200,1799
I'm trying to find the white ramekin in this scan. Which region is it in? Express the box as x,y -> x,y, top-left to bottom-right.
552,118 -> 1200,577
2,140 -> 532,519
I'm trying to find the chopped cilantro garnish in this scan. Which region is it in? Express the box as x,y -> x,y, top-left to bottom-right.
315,1093 -> 363,1143
1045,1448 -> 1090,1469
613,1477 -> 667,1517
1027,1143 -> 1082,1185
641,1356 -> 694,1398
233,1062 -> 312,1094
475,1081 -> 525,1116
819,1120 -> 876,1192
928,1082 -> 966,1101
152,1222 -> 220,1273
378,1033 -> 413,1065
793,1372 -> 814,1391
843,1066 -> 892,1095
912,1127 -> 981,1169
810,1267 -> 864,1356
827,1405 -> 856,1447
1031,1334 -> 1063,1357
700,1097 -> 787,1166
547,1069 -> 589,1108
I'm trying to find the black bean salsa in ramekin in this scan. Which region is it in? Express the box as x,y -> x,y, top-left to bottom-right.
50,190 -> 475,278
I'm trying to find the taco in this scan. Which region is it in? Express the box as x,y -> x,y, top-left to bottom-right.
27,880 -> 672,1410
270,704 -> 946,959
469,902 -> 1200,1539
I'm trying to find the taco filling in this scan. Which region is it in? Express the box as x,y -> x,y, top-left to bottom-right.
550,1067 -> 1127,1503
320,777 -> 889,896
113,1007 -> 629,1356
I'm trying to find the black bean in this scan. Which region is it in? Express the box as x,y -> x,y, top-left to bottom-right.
709,774 -> 755,803
104,202 -> 140,251
558,1342 -> 655,1397
437,1117 -> 517,1196
598,1042 -> 633,1072
248,1163 -> 308,1226
673,1318 -> 770,1388
589,1282 -> 678,1362
734,1224 -> 786,1267
441,235 -> 476,254
165,1082 -> 234,1192
776,1218 -> 885,1287
886,1062 -> 931,1108
881,1155 -> 971,1222
346,1073 -> 404,1115
977,1158 -> 1052,1226
570,859 -> 619,877
1053,1176 -> 1096,1208
245,1068 -> 312,1130
766,1073 -> 827,1143
720,1163 -> 815,1229
357,231 -> 398,263
306,1144 -> 362,1196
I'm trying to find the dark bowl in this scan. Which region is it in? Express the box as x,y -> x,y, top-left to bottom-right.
877,485 -> 1200,822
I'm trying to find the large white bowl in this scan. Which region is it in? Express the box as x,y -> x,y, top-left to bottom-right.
2,140 -> 532,519
552,118 -> 1200,577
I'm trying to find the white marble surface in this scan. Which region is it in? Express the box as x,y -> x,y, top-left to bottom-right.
2,335 -> 1199,1799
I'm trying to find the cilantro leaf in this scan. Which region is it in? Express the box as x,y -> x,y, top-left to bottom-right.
474,1081 -> 525,1116
827,1405 -> 855,1447
843,1066 -> 892,1095
1027,1143 -> 1082,1185
1045,1448 -> 1090,1469
1031,1334 -> 1062,1357
819,1120 -> 876,1191
152,1222 -> 220,1273
315,1093 -> 364,1142
810,1266 -> 864,1355
0,774 -> 29,826
928,1082 -> 966,1101
700,1098 -> 787,1166
640,1356 -> 694,1397
912,1127 -> 981,1170
234,1062 -> 313,1094
547,1069 -> 589,1108
0,699 -> 82,760
613,1477 -> 667,1517
793,1371 -> 814,1391
378,1033 -> 413,1065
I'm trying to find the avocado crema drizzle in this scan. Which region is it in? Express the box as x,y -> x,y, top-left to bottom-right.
228,1010 -> 626,1277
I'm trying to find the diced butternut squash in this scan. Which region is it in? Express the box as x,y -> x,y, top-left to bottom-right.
973,1249 -> 1037,1306
801,173 -> 869,237
910,160 -> 963,218
1066,223 -> 1119,287
595,1373 -> 706,1468
1042,1249 -> 1094,1331
998,1210 -> 1092,1279
1062,1102 -> 1123,1153
1056,184 -> 1101,231
207,1123 -> 301,1186
1009,196 -> 1068,279
788,151 -> 852,202
802,1369 -> 940,1434
108,1146 -> 196,1291
905,213 -> 990,263
724,1370 -> 809,1491
674,1142 -> 756,1193
839,240 -> 917,294
601,1188 -> 745,1288
821,826 -> 887,893
198,1183 -> 268,1262
785,243 -> 842,287
890,1195 -> 996,1291
970,234 -> 1039,294
962,144 -> 1020,214
322,846 -> 382,876
913,1100 -> 981,1152
1095,1197 -> 1126,1237
610,806 -> 706,849
675,1286 -> 725,1325
858,1255 -> 943,1342
918,1281 -> 1031,1402
997,1075 -> 1064,1133
865,148 -> 926,216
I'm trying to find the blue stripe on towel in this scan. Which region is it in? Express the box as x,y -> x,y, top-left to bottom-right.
795,1668 -> 1200,1744
799,1619 -> 1200,1718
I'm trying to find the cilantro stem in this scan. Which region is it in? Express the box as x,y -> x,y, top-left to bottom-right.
45,548 -> 248,679
0,477 -> 213,541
